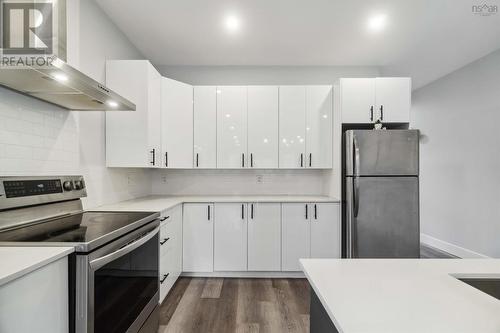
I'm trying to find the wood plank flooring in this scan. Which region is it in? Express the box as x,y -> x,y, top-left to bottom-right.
159,278 -> 310,333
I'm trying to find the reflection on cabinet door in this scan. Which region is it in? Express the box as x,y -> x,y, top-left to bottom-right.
310,203 -> 341,259
340,78 -> 376,124
183,204 -> 214,272
247,86 -> 279,168
161,78 -> 193,168
375,78 -> 411,123
194,86 -> 217,168
217,86 -> 248,168
214,203 -> 248,271
279,86 -> 306,169
282,203 -> 310,271
247,203 -> 281,271
306,86 -> 333,168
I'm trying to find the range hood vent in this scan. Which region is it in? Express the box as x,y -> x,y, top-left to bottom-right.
0,58 -> 136,111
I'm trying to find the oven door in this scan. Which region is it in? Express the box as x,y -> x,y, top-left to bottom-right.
75,221 -> 159,333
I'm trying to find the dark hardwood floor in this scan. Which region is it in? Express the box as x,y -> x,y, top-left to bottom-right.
159,246 -> 455,332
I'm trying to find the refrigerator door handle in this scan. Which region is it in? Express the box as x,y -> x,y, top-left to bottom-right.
353,135 -> 360,178
354,176 -> 360,218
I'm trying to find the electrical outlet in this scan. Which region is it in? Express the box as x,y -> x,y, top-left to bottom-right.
127,174 -> 134,186
161,176 -> 167,184
256,175 -> 264,184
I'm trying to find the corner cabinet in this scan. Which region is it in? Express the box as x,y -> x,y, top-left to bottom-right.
340,77 -> 411,124
106,60 -> 161,168
161,78 -> 194,168
279,86 -> 333,169
183,203 -> 214,272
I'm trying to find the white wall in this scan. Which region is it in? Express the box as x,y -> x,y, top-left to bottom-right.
0,0 -> 150,209
412,49 -> 500,258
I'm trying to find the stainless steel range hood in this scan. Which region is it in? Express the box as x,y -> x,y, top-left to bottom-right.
0,58 -> 136,111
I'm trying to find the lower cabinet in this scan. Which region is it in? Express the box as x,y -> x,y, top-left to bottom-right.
159,205 -> 183,303
182,203 -> 214,272
214,203 -> 248,271
282,203 -> 340,271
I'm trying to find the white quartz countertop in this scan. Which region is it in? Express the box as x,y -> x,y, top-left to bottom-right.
0,247 -> 74,286
96,195 -> 339,212
301,259 -> 500,333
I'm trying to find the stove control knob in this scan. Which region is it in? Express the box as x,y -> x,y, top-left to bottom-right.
63,181 -> 73,191
74,180 -> 82,190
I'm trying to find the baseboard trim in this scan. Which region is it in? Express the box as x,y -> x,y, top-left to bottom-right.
420,233 -> 489,258
181,271 -> 305,278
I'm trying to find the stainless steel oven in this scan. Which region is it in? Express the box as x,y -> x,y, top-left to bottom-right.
75,221 -> 160,333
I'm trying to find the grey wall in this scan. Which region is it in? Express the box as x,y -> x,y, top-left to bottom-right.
156,65 -> 380,85
412,49 -> 500,258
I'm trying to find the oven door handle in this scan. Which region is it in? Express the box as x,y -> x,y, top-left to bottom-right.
89,227 -> 159,271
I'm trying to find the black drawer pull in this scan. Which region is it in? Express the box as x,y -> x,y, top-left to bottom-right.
160,237 -> 170,245
160,273 -> 169,284
160,216 -> 170,222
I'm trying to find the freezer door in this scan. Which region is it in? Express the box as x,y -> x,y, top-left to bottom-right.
346,176 -> 419,258
345,130 -> 419,176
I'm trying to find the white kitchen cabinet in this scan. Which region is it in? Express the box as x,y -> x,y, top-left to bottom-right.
161,78 -> 193,168
183,203 -> 214,272
0,257 -> 68,333
306,86 -> 333,168
193,86 -> 217,168
247,86 -> 279,168
247,203 -> 281,271
217,86 -> 248,168
214,203 -> 248,271
281,203 -> 311,271
310,203 -> 341,259
279,86 -> 307,168
159,205 -> 183,303
375,78 -> 411,123
282,202 -> 340,271
106,60 -> 161,168
340,77 -> 411,124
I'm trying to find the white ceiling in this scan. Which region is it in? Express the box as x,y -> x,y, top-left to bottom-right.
96,0 -> 500,88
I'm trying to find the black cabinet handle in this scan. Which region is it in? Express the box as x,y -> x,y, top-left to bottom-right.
251,204 -> 254,219
196,153 -> 199,167
300,153 -> 304,167
370,106 -> 374,121
305,205 -> 308,219
160,237 -> 170,245
208,205 -> 211,220
160,273 -> 169,284
314,204 -> 317,220
160,216 -> 170,222
150,149 -> 155,165
250,153 -> 253,168
309,153 -> 312,167
380,105 -> 384,120
165,152 -> 168,167
242,153 -> 245,167
241,204 -> 245,219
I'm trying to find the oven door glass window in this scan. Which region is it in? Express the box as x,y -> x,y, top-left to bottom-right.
93,234 -> 158,333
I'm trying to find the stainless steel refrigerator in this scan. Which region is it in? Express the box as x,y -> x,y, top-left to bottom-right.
345,129 -> 420,258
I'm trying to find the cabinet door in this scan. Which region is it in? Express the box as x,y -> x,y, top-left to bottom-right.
375,78 -> 411,123
310,203 -> 341,259
279,86 -> 306,168
183,203 -> 214,272
217,86 -> 248,168
247,203 -> 281,271
340,78 -> 376,124
282,203 -> 310,271
247,86 -> 279,168
162,77 -> 193,168
106,60 -> 160,167
193,86 -> 217,168
306,86 -> 333,168
214,203 -> 248,271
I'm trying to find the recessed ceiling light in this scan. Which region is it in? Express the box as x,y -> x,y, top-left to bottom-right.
107,100 -> 118,108
224,14 -> 241,33
53,73 -> 68,82
367,14 -> 387,33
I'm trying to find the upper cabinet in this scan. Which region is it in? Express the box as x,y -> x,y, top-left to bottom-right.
161,78 -> 193,168
279,86 -> 333,169
193,86 -> 217,168
106,60 -> 161,168
247,86 -> 279,168
340,77 -> 411,124
217,86 -> 248,168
